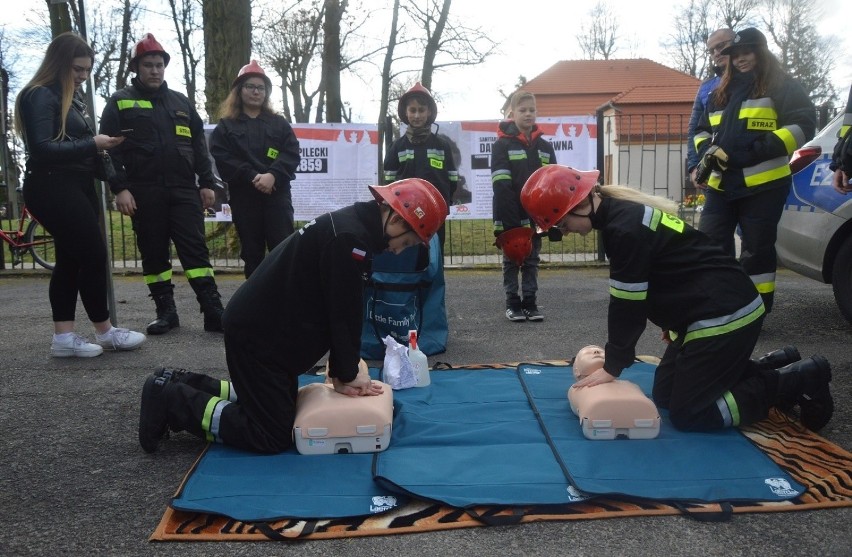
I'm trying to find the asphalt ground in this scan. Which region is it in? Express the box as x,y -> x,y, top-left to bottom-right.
1,267 -> 850,556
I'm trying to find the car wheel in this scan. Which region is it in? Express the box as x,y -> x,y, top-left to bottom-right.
831,236 -> 852,325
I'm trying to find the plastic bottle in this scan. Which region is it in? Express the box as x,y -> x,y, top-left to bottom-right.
408,329 -> 430,387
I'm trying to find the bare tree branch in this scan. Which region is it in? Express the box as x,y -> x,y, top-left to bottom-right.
578,1 -> 619,60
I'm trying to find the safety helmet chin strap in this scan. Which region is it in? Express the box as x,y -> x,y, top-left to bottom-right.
569,192 -> 597,220
381,207 -> 412,243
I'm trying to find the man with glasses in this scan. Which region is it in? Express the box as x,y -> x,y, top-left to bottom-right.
100,33 -> 226,335
686,28 -> 736,188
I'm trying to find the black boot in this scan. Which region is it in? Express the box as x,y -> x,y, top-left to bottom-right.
197,288 -> 225,332
752,345 -> 800,370
139,373 -> 172,453
774,355 -> 833,431
154,366 -> 228,398
147,287 -> 180,335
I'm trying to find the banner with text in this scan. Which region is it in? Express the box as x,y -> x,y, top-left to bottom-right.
205,117 -> 596,222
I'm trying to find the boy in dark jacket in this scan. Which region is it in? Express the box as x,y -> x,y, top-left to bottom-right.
491,90 -> 556,321
383,82 -> 457,252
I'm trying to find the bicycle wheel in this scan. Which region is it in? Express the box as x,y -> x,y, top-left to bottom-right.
24,219 -> 55,270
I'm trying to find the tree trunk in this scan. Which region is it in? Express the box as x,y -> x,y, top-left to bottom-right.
47,0 -> 73,37
420,0 -> 451,91
203,0 -> 251,123
321,0 -> 344,123
378,0 -> 401,180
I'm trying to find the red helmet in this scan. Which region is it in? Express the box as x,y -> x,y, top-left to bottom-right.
232,59 -> 271,90
398,82 -> 438,125
495,226 -> 534,266
129,33 -> 170,73
521,165 -> 600,231
369,179 -> 448,243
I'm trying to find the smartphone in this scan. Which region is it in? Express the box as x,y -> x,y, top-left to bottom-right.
119,129 -> 134,136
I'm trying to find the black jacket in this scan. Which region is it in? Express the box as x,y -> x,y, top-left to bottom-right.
829,84 -> 852,173
209,112 -> 301,201
18,83 -> 98,173
592,197 -> 761,377
383,132 -> 458,210
694,70 -> 815,198
491,121 -> 556,233
222,201 -> 387,383
99,78 -> 216,194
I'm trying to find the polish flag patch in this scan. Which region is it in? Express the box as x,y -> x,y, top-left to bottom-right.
351,248 -> 366,261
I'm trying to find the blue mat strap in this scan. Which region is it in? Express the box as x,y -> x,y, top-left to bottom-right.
673,501 -> 734,522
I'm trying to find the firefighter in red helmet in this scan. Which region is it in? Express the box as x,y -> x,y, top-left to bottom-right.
138,179 -> 447,454
210,59 -> 300,278
99,33 -> 226,335
521,165 -> 833,434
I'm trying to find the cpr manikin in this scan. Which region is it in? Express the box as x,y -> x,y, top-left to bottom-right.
292,359 -> 393,454
568,345 -> 661,440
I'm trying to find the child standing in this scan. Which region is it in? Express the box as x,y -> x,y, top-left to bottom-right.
491,90 -> 556,321
383,82 -> 457,251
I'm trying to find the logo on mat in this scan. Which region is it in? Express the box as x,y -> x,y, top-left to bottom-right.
567,485 -> 591,502
524,367 -> 542,375
764,477 -> 798,497
370,495 -> 398,513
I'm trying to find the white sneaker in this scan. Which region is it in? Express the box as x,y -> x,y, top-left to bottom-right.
51,333 -> 104,358
96,327 -> 146,351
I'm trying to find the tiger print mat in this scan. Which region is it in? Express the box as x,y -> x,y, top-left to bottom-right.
150,361 -> 852,541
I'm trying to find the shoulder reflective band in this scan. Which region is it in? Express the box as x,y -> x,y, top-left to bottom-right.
116,99 -> 153,110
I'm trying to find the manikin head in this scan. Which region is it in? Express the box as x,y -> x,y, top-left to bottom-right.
572,345 -> 605,380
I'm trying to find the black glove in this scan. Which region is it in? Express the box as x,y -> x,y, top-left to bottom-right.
695,145 -> 729,184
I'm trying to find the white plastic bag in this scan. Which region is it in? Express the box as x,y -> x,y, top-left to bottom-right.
381,335 -> 418,390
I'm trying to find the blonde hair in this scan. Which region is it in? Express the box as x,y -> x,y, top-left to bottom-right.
599,184 -> 680,215
506,90 -> 536,118
14,32 -> 94,144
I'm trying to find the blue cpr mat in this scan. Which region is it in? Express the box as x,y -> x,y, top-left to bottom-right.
171,372 -> 409,521
171,363 -> 803,521
375,363 -> 804,507
515,363 -> 805,503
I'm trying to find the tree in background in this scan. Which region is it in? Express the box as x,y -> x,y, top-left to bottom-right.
167,0 -> 203,109
320,0 -> 346,123
761,0 -> 837,109
663,0 -> 712,77
256,2 -> 324,123
577,1 -> 619,60
88,1 -> 139,103
716,0 -> 761,29
403,0 -> 495,92
202,0 -> 250,123
47,0 -> 74,36
1,28 -> 21,199
377,0 -> 403,168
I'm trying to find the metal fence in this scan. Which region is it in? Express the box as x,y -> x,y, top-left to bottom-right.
1,113 -> 710,272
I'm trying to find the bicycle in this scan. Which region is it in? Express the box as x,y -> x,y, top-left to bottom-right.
1,194 -> 55,270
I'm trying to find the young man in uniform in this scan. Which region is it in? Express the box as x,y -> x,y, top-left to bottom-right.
138,179 -> 448,454
99,33 -> 226,334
